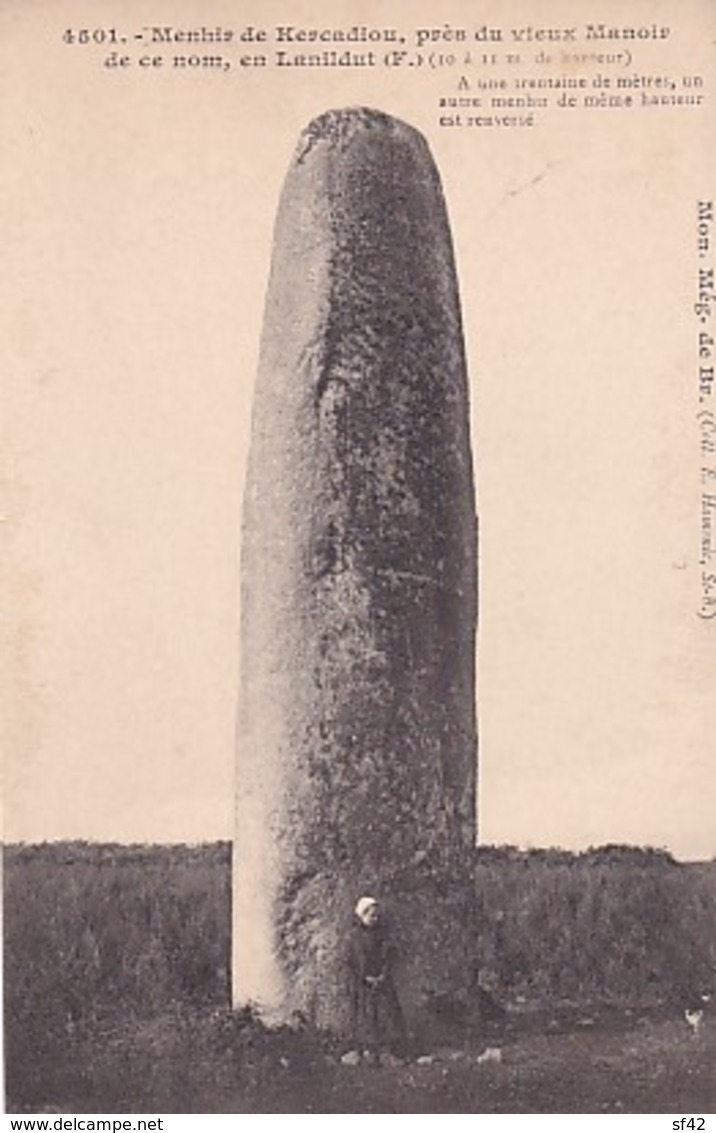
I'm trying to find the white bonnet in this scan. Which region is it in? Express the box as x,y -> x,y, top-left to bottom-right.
355,895 -> 378,918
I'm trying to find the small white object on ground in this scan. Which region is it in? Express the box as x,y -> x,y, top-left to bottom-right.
476,1046 -> 502,1064
685,1009 -> 704,1036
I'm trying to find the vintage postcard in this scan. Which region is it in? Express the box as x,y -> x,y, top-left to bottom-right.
3,0 -> 715,1116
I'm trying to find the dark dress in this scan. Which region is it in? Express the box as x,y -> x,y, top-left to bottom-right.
347,918 -> 406,1051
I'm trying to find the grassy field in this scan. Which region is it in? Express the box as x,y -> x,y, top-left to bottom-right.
7,1001 -> 716,1114
4,842 -> 716,1113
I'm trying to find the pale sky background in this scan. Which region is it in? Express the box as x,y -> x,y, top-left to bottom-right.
3,0 -> 715,859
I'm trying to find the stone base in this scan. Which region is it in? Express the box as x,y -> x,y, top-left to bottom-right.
234,863 -> 479,1043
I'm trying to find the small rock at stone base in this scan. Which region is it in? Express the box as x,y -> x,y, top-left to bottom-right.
476,1046 -> 502,1064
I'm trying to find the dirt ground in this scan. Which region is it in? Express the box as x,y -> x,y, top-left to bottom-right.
8,1003 -> 715,1114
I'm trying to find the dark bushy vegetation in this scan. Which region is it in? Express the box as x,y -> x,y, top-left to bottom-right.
3,841 -> 230,1105
473,845 -> 716,1004
3,841 -> 715,1110
4,841 -> 230,1017
5,842 -> 714,1026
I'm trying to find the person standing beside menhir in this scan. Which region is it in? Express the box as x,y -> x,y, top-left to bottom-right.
344,896 -> 406,1063
233,106 -> 480,1048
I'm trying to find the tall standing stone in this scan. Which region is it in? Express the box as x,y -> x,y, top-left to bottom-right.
233,108 -> 478,1034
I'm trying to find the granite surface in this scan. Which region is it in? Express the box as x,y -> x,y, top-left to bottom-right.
234,108 -> 478,1033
